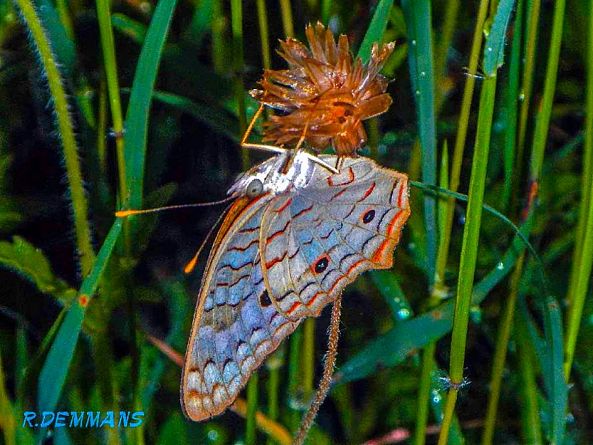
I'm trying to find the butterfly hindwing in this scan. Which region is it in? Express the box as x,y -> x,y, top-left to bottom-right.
181,198 -> 300,421
261,156 -> 410,320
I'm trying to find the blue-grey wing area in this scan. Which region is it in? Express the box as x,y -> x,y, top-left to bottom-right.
182,203 -> 300,421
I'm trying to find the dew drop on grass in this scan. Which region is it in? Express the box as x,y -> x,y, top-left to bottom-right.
411,39 -> 417,46
397,308 -> 411,320
497,261 -> 505,271
208,430 -> 219,441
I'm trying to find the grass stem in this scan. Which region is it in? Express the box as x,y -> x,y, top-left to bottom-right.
564,0 -> 593,378
96,0 -> 127,200
437,73 -> 497,445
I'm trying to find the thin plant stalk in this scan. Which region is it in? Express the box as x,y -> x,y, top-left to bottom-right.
97,77 -> 108,175
413,342 -> 435,445
266,350 -> 283,445
528,0 -> 565,182
211,0 -> 226,73
96,0 -> 128,200
481,255 -> 524,445
246,373 -> 259,445
287,328 -> 303,431
231,0 -> 248,170
321,0 -> 331,23
515,315 -> 543,444
279,0 -> 294,38
437,73 -> 498,445
416,2 -> 488,438
256,0 -> 271,69
515,0 -> 541,178
434,0 -> 460,111
15,0 -> 95,274
564,0 -> 593,378
434,0 -> 489,296
302,318 -> 315,398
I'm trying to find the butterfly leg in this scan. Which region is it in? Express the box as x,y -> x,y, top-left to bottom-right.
240,104 -> 289,155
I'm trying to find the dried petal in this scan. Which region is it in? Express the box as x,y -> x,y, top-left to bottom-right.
251,23 -> 395,156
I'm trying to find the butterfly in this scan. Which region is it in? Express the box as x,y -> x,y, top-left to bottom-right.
180,150 -> 410,421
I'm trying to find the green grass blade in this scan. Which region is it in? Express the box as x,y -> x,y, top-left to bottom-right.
370,270 -> 412,320
96,0 -> 129,201
0,352 -> 16,445
528,0 -> 566,181
112,13 -> 147,44
123,0 -> 179,210
149,90 -> 240,141
541,297 -> 568,444
357,0 -> 394,62
514,308 -> 544,445
439,3 -> 515,441
36,221 -> 122,422
564,0 -> 593,378
401,0 -> 437,283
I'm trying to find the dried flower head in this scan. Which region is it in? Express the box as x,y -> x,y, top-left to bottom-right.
250,22 -> 395,156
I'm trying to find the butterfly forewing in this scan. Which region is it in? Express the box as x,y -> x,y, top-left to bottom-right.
181,197 -> 300,421
260,156 -> 410,320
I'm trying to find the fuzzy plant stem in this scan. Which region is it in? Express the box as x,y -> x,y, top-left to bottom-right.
15,0 -> 95,274
294,295 -> 342,445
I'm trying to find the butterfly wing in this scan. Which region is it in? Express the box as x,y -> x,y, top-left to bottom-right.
261,156 -> 410,320
181,196 -> 300,421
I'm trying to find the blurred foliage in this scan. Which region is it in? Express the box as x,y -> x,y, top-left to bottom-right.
0,0 -> 592,444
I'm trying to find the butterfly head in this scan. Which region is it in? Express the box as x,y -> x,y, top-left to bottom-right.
227,151 -> 316,199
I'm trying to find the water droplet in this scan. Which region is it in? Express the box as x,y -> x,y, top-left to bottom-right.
208,430 -> 219,441
432,395 -> 442,403
420,71 -> 426,77
519,92 -> 525,101
497,262 -> 504,271
415,90 -> 420,96
487,47 -> 493,52
411,39 -> 417,46
397,308 -> 411,320
458,215 -> 466,225
470,306 -> 482,324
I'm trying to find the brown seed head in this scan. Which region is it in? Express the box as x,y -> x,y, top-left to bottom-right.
250,22 -> 395,156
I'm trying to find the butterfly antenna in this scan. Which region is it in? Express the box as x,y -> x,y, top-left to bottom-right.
294,294 -> 342,445
115,196 -> 235,218
183,202 -> 234,274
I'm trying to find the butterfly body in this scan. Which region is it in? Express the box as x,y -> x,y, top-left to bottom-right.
181,152 -> 410,421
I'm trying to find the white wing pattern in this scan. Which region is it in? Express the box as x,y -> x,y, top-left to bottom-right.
181,155 -> 410,421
